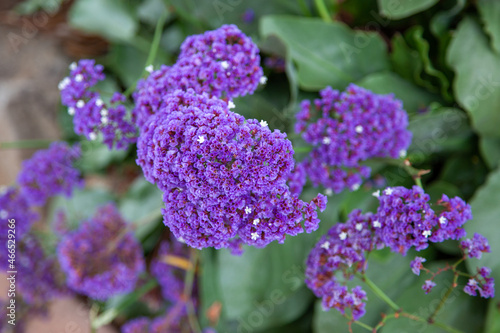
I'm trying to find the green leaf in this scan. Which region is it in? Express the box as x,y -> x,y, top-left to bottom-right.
447,17 -> 500,138
260,16 -> 389,91
104,43 -> 149,87
69,0 -> 138,42
378,0 -> 439,20
76,140 -> 128,173
480,137 -> 500,170
478,0 -> 500,54
137,0 -> 169,26
357,71 -> 437,114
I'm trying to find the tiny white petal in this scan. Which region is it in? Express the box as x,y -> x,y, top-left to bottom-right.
76,100 -> 85,108
322,136 -> 331,145
253,218 -> 260,225
339,232 -> 348,240
95,99 -> 103,107
228,101 -> 235,109
100,108 -> 108,116
101,116 -> 109,124
351,183 -> 360,191
75,74 -> 83,82
178,237 -> 186,243
372,190 -> 380,198
325,188 -> 333,196
399,149 -> 407,158
197,135 -> 205,144
320,241 -> 330,250
355,125 -> 363,133
384,187 -> 394,196
68,107 -> 75,116
220,61 -> 229,69
0,210 -> 8,219
88,132 -> 97,141
439,216 -> 447,225
245,206 -> 252,214
422,230 -> 432,238
58,77 -> 70,90
251,232 -> 259,240
69,62 -> 77,71
145,65 -> 154,73
259,76 -> 268,85
356,223 -> 363,231
373,220 -> 381,228
260,120 -> 268,127
468,279 -> 478,286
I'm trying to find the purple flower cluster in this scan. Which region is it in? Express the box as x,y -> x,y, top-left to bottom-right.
121,305 -> 194,333
463,267 -> 494,298
305,210 -> 382,320
57,204 -> 145,300
460,233 -> 491,259
137,89 -> 326,251
373,186 -> 472,255
150,238 -> 187,303
410,256 -> 426,276
292,84 -> 412,195
59,59 -> 137,149
18,235 -> 66,305
17,142 -> 83,206
132,24 -> 263,129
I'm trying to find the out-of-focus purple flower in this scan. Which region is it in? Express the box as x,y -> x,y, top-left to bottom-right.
410,257 -> 426,276
241,9 -> 255,23
422,280 -> 436,294
132,24 -> 264,129
137,89 -> 326,251
59,60 -> 137,149
121,317 -> 151,333
57,204 -> 145,300
464,266 -> 495,298
460,233 -> 490,259
294,84 -> 412,195
17,142 -> 83,206
150,239 -> 187,303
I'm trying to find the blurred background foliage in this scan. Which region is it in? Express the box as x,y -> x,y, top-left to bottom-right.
13,0 -> 500,331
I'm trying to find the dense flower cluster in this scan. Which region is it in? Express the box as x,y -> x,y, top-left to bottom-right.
17,142 -> 83,206
137,89 -> 326,251
59,60 -> 136,149
305,210 -> 382,320
150,239 -> 188,303
306,185 -> 494,320
292,84 -> 412,195
132,24 -> 263,129
57,204 -> 145,300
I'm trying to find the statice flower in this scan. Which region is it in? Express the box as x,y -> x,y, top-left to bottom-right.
430,194 -> 472,242
464,267 -> 494,298
18,235 -> 66,305
293,84 -> 412,195
137,89 -> 326,251
17,142 -> 83,206
57,204 -> 145,300
410,257 -> 426,276
460,233 -> 491,259
422,280 -> 436,294
150,239 -> 188,303
132,24 -> 263,129
59,59 -> 136,149
122,317 -> 150,333
305,210 -> 382,320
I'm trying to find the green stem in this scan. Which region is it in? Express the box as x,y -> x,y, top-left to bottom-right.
353,320 -> 374,331
123,11 -> 169,97
298,0 -> 312,16
0,139 -> 53,150
361,274 -> 400,311
428,273 -> 458,322
431,320 -> 466,333
314,0 -> 332,22
91,279 -> 158,328
184,249 -> 202,333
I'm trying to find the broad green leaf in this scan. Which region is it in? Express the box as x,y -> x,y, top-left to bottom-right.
76,140 -> 128,173
465,167 -> 500,333
260,16 -> 389,91
480,137 -> 500,170
439,155 -> 488,200
382,262 -> 486,333
390,33 -> 425,86
69,0 -> 138,42
357,71 -> 438,114
478,0 -> 500,54
447,17 -> 500,138
104,43 -> 149,87
378,0 -> 439,20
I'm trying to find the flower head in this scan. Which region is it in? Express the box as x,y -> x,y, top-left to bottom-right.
460,233 -> 490,259
410,256 -> 426,276
422,280 -> 436,294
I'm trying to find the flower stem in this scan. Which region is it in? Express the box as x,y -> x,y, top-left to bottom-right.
361,274 -> 400,311
353,319 -> 374,331
184,248 -> 202,333
314,0 -> 332,22
0,139 -> 53,150
123,11 -> 169,97
428,273 -> 459,322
